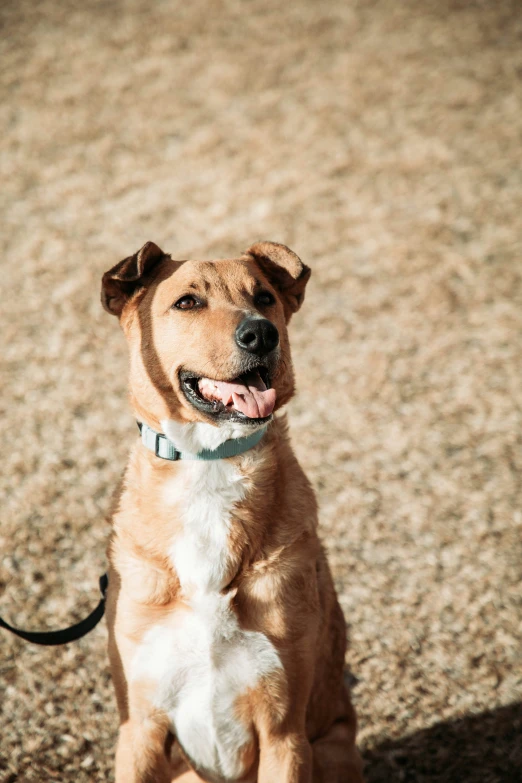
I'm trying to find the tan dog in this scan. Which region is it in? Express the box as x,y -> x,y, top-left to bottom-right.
101,241 -> 363,783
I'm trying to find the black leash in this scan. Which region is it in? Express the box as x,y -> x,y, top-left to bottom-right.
0,573 -> 108,646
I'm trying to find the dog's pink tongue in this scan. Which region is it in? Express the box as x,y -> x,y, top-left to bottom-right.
199,371 -> 276,419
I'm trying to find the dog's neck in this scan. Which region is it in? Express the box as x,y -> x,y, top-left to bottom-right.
113,413 -> 301,605
155,417 -> 282,597
139,421 -> 267,461
160,417 -> 271,455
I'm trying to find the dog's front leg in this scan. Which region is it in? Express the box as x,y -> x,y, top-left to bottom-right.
115,717 -> 173,783
115,720 -> 172,783
257,730 -> 313,783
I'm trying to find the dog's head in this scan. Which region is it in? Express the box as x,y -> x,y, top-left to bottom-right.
101,241 -> 310,445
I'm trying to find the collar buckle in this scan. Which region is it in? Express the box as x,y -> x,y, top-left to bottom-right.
154,432 -> 179,460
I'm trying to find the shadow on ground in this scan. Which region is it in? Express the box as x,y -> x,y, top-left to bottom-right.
363,702 -> 522,783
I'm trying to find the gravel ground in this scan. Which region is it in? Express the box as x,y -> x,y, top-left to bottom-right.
1,1 -> 521,781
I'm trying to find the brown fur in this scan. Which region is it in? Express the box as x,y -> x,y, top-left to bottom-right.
102,241 -> 363,782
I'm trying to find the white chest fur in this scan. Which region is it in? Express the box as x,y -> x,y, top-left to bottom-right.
168,459 -> 245,594
131,458 -> 281,781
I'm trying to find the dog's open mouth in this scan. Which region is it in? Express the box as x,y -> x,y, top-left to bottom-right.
180,367 -> 276,423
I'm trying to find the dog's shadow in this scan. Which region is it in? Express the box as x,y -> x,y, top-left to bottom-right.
361,700 -> 522,783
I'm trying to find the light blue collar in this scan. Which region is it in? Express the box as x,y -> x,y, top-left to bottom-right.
138,421 -> 268,461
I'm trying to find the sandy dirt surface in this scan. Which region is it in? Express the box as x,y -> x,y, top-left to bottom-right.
1,1 -> 521,781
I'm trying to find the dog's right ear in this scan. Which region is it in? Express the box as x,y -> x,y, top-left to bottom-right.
101,241 -> 167,316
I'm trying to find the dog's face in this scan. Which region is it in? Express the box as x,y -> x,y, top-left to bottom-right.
101,242 -> 310,434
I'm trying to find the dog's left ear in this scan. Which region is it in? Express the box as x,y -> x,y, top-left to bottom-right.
245,241 -> 311,321
101,241 -> 166,316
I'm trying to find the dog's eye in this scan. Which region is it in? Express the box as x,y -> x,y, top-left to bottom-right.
174,295 -> 198,310
255,291 -> 275,307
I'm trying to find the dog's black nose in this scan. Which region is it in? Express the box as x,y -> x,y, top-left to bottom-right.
235,317 -> 279,356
